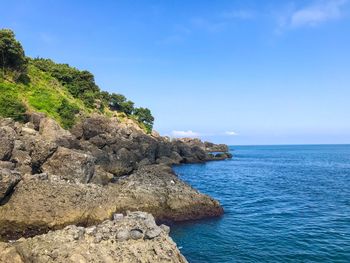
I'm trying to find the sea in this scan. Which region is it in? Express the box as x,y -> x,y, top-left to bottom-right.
171,145 -> 350,263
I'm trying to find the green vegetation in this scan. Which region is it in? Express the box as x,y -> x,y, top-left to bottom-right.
0,29 -> 154,132
0,82 -> 26,121
133,107 -> 154,133
0,29 -> 28,82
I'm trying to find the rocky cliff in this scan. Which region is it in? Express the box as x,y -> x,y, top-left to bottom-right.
0,113 -> 231,262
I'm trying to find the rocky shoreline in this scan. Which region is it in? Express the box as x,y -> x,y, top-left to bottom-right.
0,113 -> 231,262
0,211 -> 188,263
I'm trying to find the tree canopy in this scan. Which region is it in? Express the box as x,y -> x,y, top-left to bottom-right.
0,29 -> 28,81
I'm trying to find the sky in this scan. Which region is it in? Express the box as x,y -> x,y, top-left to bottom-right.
1,0 -> 350,145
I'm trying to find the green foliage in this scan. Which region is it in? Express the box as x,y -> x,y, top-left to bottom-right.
0,29 -> 28,82
30,58 -> 100,108
108,93 -> 135,115
57,99 -> 79,129
133,107 -> 154,133
0,83 -> 26,121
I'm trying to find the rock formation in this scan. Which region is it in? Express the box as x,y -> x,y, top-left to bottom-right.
0,113 -> 231,262
0,211 -> 188,263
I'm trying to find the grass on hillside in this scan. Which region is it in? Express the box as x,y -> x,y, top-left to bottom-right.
0,65 -> 89,128
0,64 -> 149,131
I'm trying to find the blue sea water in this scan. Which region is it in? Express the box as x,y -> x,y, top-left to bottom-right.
171,145 -> 350,263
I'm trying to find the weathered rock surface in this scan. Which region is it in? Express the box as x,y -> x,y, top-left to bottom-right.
0,126 -> 16,161
204,141 -> 229,152
42,147 -> 95,183
0,169 -> 21,204
0,164 -> 222,240
0,211 -> 187,263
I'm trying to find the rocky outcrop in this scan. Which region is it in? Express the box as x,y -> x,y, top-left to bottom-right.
0,211 -> 187,263
0,114 -> 230,261
204,141 -> 229,152
0,164 -> 222,241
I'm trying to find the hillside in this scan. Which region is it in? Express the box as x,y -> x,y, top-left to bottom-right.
0,29 -> 154,132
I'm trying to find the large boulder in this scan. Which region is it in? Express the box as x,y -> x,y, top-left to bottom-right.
39,118 -> 76,148
42,147 -> 95,183
0,126 -> 16,161
80,115 -> 118,140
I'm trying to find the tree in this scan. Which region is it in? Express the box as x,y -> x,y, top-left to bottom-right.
109,93 -> 126,111
0,29 -> 28,81
109,93 -> 135,115
133,107 -> 154,133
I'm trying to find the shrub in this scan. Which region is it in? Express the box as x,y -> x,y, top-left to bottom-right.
57,98 -> 79,129
0,93 -> 27,121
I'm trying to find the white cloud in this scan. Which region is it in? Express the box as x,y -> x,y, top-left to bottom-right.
282,0 -> 348,29
171,130 -> 200,138
225,131 -> 238,136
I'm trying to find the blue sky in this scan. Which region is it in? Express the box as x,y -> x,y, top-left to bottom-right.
1,0 -> 350,145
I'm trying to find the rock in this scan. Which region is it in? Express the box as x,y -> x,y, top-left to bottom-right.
160,224 -> 171,234
20,127 -> 37,136
81,115 -> 117,140
169,151 -> 183,164
0,161 -> 15,170
0,114 -> 227,254
0,242 -> 24,263
32,173 -> 48,180
42,147 -> 95,183
113,213 -> 124,221
90,165 -> 114,185
39,118 -> 70,141
204,141 -> 229,152
137,158 -> 152,167
25,138 -> 57,172
39,118 -> 75,147
116,230 -> 130,241
0,164 -> 223,240
0,169 -> 21,204
85,226 -> 96,236
115,165 -> 224,222
11,150 -> 31,166
130,228 -> 143,240
28,112 -> 46,131
0,126 -> 16,161
0,212 -> 187,263
145,227 -> 162,239
156,156 -> 175,165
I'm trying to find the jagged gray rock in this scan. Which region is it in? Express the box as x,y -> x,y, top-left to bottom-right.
0,126 -> 16,161
0,169 -> 21,203
42,147 -> 95,183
